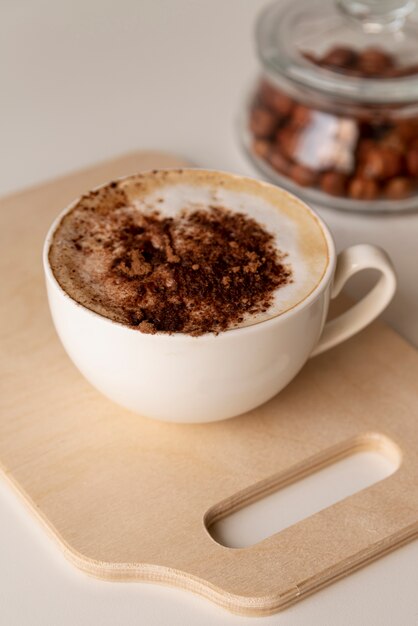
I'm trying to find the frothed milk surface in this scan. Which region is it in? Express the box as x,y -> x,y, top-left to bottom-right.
49,170 -> 329,334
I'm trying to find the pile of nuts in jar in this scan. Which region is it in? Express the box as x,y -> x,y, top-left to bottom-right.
303,45 -> 418,78
249,47 -> 418,201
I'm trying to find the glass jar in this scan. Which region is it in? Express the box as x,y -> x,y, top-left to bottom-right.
240,0 -> 418,212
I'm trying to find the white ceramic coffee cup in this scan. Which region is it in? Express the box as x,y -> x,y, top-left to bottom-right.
43,171 -> 396,423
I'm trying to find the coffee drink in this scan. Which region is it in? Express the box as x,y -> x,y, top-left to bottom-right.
49,169 -> 328,335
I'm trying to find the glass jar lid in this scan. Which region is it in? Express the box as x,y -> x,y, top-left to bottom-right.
257,0 -> 418,105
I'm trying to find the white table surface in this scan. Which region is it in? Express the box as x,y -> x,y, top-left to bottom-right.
1,1 -> 417,624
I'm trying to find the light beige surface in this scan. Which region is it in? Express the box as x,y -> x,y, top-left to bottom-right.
1,152 -> 418,617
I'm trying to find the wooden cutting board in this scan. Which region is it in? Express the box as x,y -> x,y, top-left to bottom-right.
1,151 -> 417,617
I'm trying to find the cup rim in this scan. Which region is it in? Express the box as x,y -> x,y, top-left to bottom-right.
43,168 -> 336,340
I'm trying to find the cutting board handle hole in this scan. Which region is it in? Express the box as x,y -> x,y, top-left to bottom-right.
205,433 -> 401,549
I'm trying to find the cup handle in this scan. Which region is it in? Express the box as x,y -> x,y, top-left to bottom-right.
311,244 -> 396,357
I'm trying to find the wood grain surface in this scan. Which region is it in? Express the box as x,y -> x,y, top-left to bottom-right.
1,151 -> 417,616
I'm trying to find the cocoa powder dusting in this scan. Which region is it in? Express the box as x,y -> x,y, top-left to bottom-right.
104,206 -> 291,334
55,198 -> 293,335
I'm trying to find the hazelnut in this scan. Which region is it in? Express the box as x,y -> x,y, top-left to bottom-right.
394,120 -> 418,142
291,104 -> 311,129
321,46 -> 358,69
362,146 -> 403,180
348,177 -> 379,200
385,65 -> 418,78
275,127 -> 300,159
259,81 -> 294,117
384,66 -> 410,78
406,147 -> 418,177
356,138 -> 375,161
404,64 -> 418,77
320,172 -> 348,196
358,47 -> 394,76
249,107 -> 276,138
385,177 -> 413,199
339,68 -> 363,77
290,164 -> 318,187
270,90 -> 294,117
268,149 -> 291,176
380,131 -> 407,153
252,139 -> 270,160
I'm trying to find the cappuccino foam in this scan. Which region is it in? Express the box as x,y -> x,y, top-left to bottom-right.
49,170 -> 329,333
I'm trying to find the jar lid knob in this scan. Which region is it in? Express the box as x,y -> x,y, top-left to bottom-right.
338,0 -> 416,32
